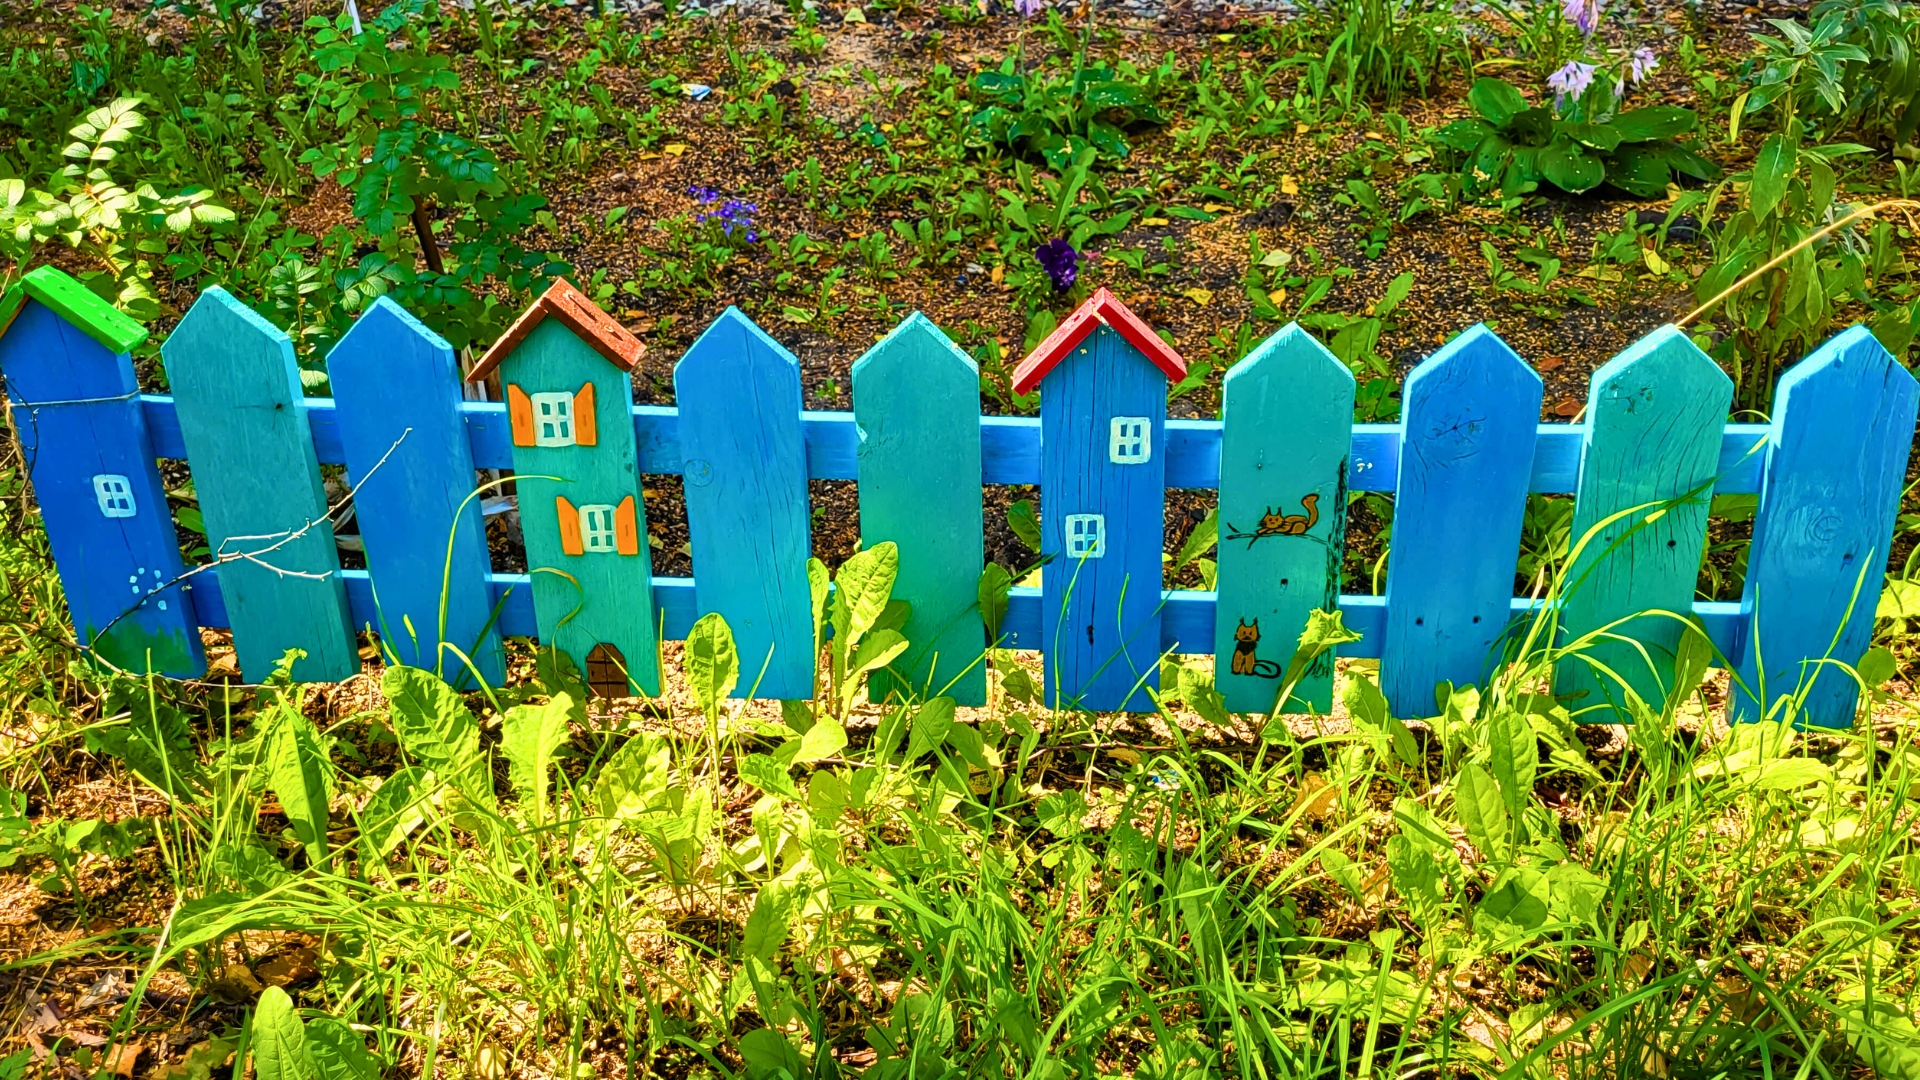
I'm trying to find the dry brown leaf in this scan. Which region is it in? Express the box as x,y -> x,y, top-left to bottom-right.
256,947 -> 320,988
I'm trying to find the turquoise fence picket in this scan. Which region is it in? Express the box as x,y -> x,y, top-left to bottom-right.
1555,326 -> 1731,713
1733,325 -> 1919,728
162,286 -> 357,683
0,267 -> 203,676
851,312 -> 987,706
1215,323 -> 1353,714
7,270 -> 1913,730
675,307 -> 815,701
1381,325 -> 1544,717
327,296 -> 505,687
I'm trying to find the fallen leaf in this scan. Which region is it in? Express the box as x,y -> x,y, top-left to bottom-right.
664,143 -> 687,156
990,265 -> 1004,285
1183,287 -> 1214,307
1535,355 -> 1565,372
256,947 -> 319,989
208,964 -> 264,1004
75,971 -> 123,1012
1280,175 -> 1300,195
1202,202 -> 1232,213
1642,247 -> 1671,274
1291,773 -> 1339,820
1141,216 -> 1169,226
1550,396 -> 1583,418
1259,249 -> 1290,268
842,5 -> 867,21
477,1046 -> 511,1080
105,1040 -> 143,1079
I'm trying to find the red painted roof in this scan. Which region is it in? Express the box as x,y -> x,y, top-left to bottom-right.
468,277 -> 646,381
1010,287 -> 1186,396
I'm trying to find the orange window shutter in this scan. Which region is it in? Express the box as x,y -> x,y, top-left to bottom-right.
507,384 -> 535,446
573,381 -> 598,446
614,495 -> 639,555
555,496 -> 584,555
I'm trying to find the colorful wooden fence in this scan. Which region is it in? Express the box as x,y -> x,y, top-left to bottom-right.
2,265 -> 1914,728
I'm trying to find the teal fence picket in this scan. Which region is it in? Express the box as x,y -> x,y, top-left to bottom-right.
851,313 -> 987,706
1555,326 -> 1732,713
1381,325 -> 1543,717
1733,325 -> 1919,728
674,308 -> 815,700
1215,324 -> 1353,713
162,287 -> 357,683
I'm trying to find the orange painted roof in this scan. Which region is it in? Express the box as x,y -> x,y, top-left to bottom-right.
468,277 -> 646,381
1010,287 -> 1186,396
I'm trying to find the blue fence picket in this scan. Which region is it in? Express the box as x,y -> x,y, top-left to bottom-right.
1733,325 -> 1919,728
1215,324 -> 1353,713
327,297 -> 504,687
674,308 -> 815,700
162,287 -> 357,683
0,268 -> 203,676
851,313 -> 986,706
1381,325 -> 1543,717
1555,327 -> 1731,714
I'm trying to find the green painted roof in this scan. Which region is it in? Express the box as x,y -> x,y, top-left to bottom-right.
0,265 -> 148,354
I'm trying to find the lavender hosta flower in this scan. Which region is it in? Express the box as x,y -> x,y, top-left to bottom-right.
1561,0 -> 1601,35
690,188 -> 761,243
1548,61 -> 1596,108
1630,46 -> 1660,84
1036,237 -> 1080,292
1011,0 -> 1047,17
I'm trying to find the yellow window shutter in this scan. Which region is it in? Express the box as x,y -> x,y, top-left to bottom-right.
555,495 -> 584,555
573,381 -> 598,446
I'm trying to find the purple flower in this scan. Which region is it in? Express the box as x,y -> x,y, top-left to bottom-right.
1012,0 -> 1047,16
1036,237 -> 1079,292
1561,0 -> 1600,34
1629,46 -> 1659,84
1548,61 -> 1596,107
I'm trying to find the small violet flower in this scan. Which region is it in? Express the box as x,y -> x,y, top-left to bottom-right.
689,186 -> 760,243
1561,0 -> 1600,35
1547,61 -> 1596,108
1629,46 -> 1659,84
1011,0 -> 1048,17
1035,237 -> 1080,292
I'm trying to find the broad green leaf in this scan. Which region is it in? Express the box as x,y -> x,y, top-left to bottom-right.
1473,865 -> 1551,946
978,563 -> 1014,641
738,753 -> 800,799
1456,763 -> 1511,864
306,1018 -> 380,1080
1750,133 -> 1796,221
1539,142 -> 1604,193
265,706 -> 332,864
594,734 -> 672,821
1180,666 -> 1232,727
1857,646 -> 1898,691
355,766 -> 429,862
1837,993 -> 1920,1079
1667,623 -> 1714,712
738,1029 -> 807,1080
808,556 -> 830,647
502,694 -> 572,824
742,883 -> 794,961
1174,508 -> 1218,569
251,986 -> 316,1080
1488,707 -> 1538,820
381,666 -> 485,804
832,541 -> 899,652
1036,790 -> 1088,837
1544,862 -> 1607,924
793,717 -> 848,764
686,613 -> 739,717
1006,499 -> 1042,552
1344,676 -> 1419,767
846,628 -> 908,682
907,696 -> 956,760
1431,118 -> 1494,152
1610,106 -> 1696,141
1467,78 -> 1528,126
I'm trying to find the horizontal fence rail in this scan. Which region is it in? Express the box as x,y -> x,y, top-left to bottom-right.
3,267 -> 1913,728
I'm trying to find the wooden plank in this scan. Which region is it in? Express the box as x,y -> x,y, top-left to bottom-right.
497,318 -> 660,696
851,313 -> 986,705
674,307 -> 814,700
0,297 -> 203,675
1733,325 -> 1919,728
138,396 -> 1779,496
161,287 -> 356,682
326,296 -> 504,687
1039,324 -> 1166,711
1555,326 -> 1731,714
1215,324 -> 1354,713
1381,325 -> 1543,717
12,264 -> 149,354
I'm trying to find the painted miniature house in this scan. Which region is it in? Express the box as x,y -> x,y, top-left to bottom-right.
1010,287 -> 1186,711
468,279 -> 659,696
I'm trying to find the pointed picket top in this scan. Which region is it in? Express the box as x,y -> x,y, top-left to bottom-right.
169,286 -> 300,402
1381,323 -> 1544,715
1215,322 -> 1354,713
1010,287 -> 1185,395
1555,324 -> 1731,711
1735,324 -> 1920,727
0,264 -> 148,354
852,311 -> 986,705
468,277 -> 645,381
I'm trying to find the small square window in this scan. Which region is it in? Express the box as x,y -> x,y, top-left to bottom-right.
93,474 -> 136,518
1109,417 -> 1151,464
1064,513 -> 1105,559
531,392 -> 575,447
579,504 -> 618,553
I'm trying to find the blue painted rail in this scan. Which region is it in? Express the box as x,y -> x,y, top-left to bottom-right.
3,267 -> 1909,727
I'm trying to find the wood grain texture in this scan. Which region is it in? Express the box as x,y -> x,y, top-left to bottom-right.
1215,324 -> 1353,713
1733,325 -> 1919,728
325,296 -> 504,687
0,297 -> 202,675
161,287 -> 356,682
1554,326 -> 1731,714
1039,323 -> 1167,712
851,312 -> 986,705
499,318 -> 660,695
674,307 -> 814,700
1381,325 -> 1543,717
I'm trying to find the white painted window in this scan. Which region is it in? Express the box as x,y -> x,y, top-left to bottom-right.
93,474 -> 136,518
1109,417 -> 1151,464
1064,514 -> 1105,559
531,392 -> 575,447
579,504 -> 618,553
